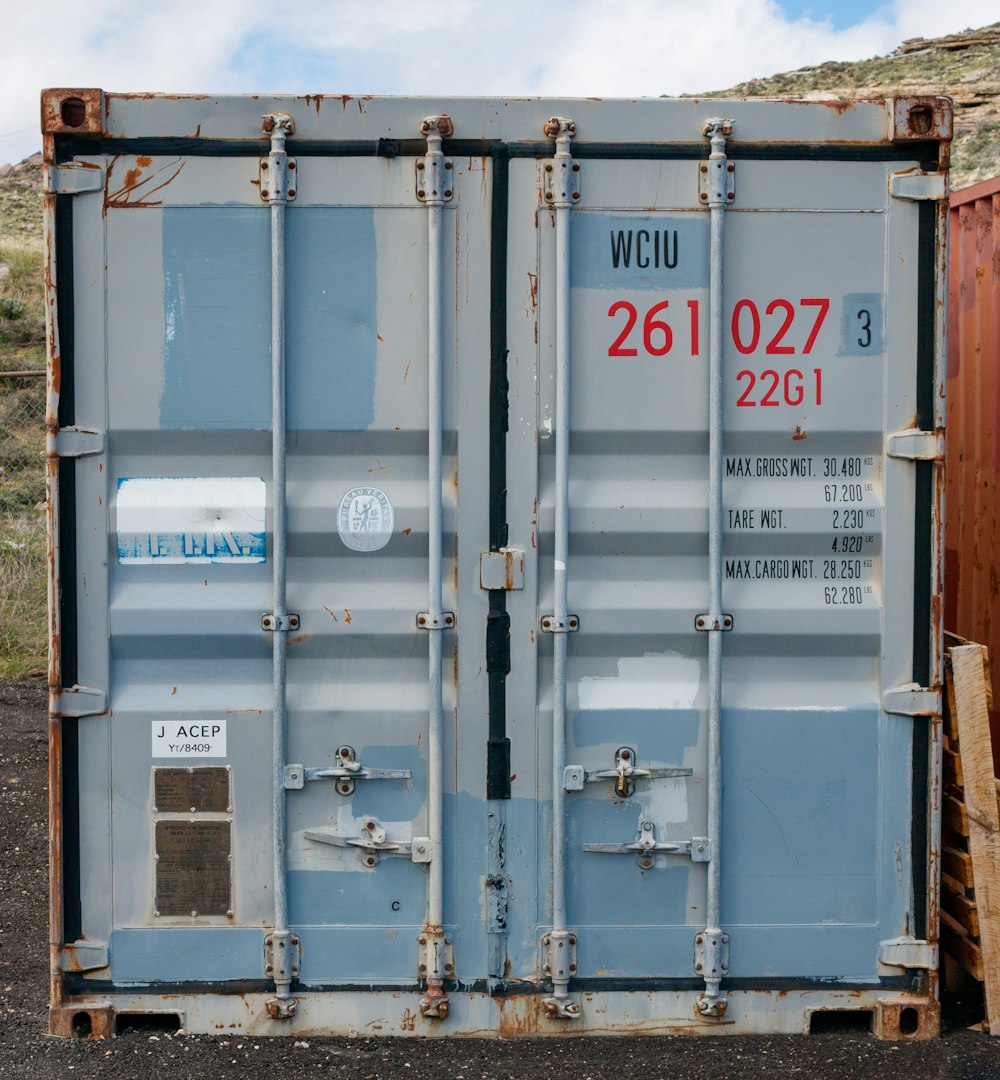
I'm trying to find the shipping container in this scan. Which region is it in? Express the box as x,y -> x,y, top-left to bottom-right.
42,89 -> 951,1039
945,174 -> 1000,768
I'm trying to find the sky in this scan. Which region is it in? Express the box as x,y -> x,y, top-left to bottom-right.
2,0 -> 996,165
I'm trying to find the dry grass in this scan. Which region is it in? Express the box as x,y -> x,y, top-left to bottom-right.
0,238 -> 46,679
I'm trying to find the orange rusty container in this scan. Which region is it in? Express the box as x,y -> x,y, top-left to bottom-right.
945,174 -> 1000,767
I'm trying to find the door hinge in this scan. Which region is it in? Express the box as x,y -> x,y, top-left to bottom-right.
890,170 -> 948,202
883,684 -> 941,717
887,428 -> 943,461
45,163 -> 104,195
56,427 -> 106,458
60,940 -> 109,972
480,549 -> 524,590
879,936 -> 937,969
264,931 -> 300,980
54,685 -> 108,718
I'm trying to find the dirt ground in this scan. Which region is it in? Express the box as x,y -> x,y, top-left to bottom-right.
3,680 -> 1000,1079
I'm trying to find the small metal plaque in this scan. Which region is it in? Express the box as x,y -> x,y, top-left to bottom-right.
154,767 -> 230,813
155,821 -> 231,916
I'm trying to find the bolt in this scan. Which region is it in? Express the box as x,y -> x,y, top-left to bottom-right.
545,163 -> 553,172
696,962 -> 703,972
418,937 -> 427,945
419,963 -> 427,973
568,936 -> 576,946
572,163 -> 580,172
288,161 -> 295,170
727,192 -> 735,201
417,189 -> 425,199
261,189 -> 269,198
700,163 -> 708,173
444,189 -> 452,198
572,192 -> 580,201
261,161 -> 268,170
445,963 -> 454,972
417,161 -> 425,170
696,935 -> 704,945
569,963 -> 577,972
727,162 -> 734,172
444,161 -> 452,170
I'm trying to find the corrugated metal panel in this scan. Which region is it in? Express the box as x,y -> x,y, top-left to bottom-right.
945,175 -> 1000,766
43,90 -> 949,1039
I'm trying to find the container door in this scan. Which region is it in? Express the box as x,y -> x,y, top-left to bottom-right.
499,145 -> 924,993
84,148 -> 496,990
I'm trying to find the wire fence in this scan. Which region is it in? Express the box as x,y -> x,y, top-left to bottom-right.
0,369 -> 47,678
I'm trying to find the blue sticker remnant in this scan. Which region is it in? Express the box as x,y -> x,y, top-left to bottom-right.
838,293 -> 884,356
571,213 -> 709,291
161,206 -> 378,430
117,477 -> 266,564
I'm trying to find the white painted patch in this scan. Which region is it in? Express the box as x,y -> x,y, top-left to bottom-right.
578,652 -> 701,711
117,477 -> 266,564
338,486 -> 394,552
152,719 -> 226,758
635,777 -> 689,827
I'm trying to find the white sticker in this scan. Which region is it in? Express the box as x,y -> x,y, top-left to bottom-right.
338,486 -> 394,552
117,477 -> 266,564
152,720 -> 227,759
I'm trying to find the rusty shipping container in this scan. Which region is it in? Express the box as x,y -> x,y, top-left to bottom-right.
945,174 -> 1000,766
43,89 -> 950,1039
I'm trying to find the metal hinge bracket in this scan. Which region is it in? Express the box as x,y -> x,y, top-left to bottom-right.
699,119 -> 735,206
541,614 -> 579,633
694,928 -> 730,978
261,613 -> 300,632
259,155 -> 297,202
887,428 -> 944,461
417,611 -> 455,630
879,936 -> 937,969
45,163 -> 104,195
284,745 -> 411,795
695,614 -> 733,631
60,940 -> 109,972
890,170 -> 948,202
56,427 -> 106,458
541,929 -> 578,984
54,685 -> 107,718
417,932 -> 454,981
264,932 -> 300,980
480,549 -> 525,591
543,157 -> 580,206
415,155 -> 454,204
883,684 -> 941,717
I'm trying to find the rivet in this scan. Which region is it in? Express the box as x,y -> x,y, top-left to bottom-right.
288,189 -> 296,198
417,189 -> 425,198
417,161 -> 425,170
261,161 -> 269,170
288,161 -> 295,170
444,189 -> 452,198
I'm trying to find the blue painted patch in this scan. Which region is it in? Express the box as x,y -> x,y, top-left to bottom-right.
110,928 -> 263,983
571,213 -> 709,291
838,292 -> 884,356
572,708 -> 700,757
161,207 -> 377,430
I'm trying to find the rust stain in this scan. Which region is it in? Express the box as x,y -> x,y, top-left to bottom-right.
170,687 -> 177,696
344,609 -> 353,624
323,605 -> 339,622
402,528 -> 412,537
377,334 -> 384,343
289,633 -> 309,645
792,425 -> 807,441
106,157 -> 186,208
527,271 -> 538,313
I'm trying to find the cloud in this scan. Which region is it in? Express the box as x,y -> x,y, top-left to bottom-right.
1,0 -> 996,164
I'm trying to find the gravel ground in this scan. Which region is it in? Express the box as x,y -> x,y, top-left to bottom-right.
3,680 -> 1000,1079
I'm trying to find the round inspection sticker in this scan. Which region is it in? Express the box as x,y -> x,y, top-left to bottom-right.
338,487 -> 394,552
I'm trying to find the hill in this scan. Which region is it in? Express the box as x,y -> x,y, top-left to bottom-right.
696,23 -> 1000,189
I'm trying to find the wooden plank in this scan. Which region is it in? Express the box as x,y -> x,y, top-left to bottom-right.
943,871 -> 971,898
945,657 -> 961,744
949,643 -> 1000,1032
943,846 -> 975,888
944,746 -> 965,790
944,791 -> 971,838
943,884 -> 981,939
943,922 -> 985,981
